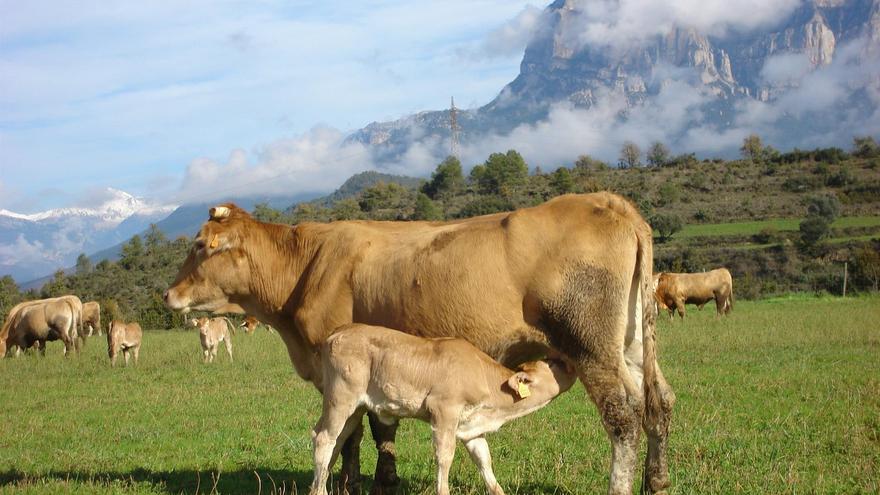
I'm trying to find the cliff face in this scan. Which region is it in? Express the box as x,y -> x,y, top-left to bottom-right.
348,0 -> 878,152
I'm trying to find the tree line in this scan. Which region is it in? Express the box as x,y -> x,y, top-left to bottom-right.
1,135 -> 878,328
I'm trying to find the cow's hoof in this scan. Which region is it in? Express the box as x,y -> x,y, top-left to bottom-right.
368,484 -> 399,495
338,475 -> 363,495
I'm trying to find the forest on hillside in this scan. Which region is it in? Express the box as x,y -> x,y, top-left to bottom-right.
1,135 -> 878,329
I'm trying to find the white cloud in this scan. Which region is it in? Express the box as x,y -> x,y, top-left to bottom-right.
557,0 -> 802,50
0,235 -> 49,267
473,6 -> 545,59
175,127 -> 374,204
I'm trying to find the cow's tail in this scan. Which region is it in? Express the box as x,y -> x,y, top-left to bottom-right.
727,271 -> 735,313
223,317 -> 236,336
637,224 -> 661,425
0,304 -> 25,357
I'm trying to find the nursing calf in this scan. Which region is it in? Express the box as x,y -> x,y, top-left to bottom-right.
310,324 -> 577,495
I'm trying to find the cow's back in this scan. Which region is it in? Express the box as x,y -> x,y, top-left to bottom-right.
328,193 -> 643,363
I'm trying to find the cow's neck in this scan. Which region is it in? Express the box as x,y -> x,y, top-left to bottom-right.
241,222 -> 322,383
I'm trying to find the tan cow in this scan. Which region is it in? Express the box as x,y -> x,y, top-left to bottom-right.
83,301 -> 102,336
191,316 -> 234,363
239,315 -> 276,335
310,323 -> 578,495
164,193 -> 675,495
655,268 -> 734,319
107,320 -> 142,366
0,296 -> 83,357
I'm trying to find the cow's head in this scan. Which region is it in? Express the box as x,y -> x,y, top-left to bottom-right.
164,204 -> 253,314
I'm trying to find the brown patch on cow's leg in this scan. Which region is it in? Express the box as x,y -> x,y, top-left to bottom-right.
368,413 -> 401,495
580,362 -> 644,495
642,366 -> 675,495
339,421 -> 364,495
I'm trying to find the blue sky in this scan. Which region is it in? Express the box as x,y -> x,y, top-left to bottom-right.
0,0 -> 539,212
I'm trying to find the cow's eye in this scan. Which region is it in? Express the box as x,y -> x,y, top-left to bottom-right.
194,240 -> 206,250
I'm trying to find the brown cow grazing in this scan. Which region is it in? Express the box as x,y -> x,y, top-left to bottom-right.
655,268 -> 734,320
164,193 -> 675,495
239,315 -> 276,335
191,316 -> 234,363
83,301 -> 102,336
309,324 -> 578,495
108,320 -> 142,366
0,296 -> 83,357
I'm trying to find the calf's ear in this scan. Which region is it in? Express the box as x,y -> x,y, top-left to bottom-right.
507,372 -> 533,399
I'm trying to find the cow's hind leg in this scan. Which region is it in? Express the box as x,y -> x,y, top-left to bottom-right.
544,265 -> 643,495
642,363 -> 675,495
368,413 -> 401,494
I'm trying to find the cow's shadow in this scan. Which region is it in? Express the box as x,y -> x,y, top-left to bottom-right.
0,467 -> 574,494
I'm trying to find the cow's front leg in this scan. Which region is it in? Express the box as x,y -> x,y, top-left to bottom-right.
339,420 -> 364,495
368,412 -> 401,494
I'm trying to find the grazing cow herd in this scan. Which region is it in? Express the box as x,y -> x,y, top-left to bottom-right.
1,192 -> 735,495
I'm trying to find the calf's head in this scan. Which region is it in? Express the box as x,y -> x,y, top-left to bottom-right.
164,204 -> 253,314
507,358 -> 578,402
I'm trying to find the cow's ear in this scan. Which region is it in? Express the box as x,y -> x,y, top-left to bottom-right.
507,372 -> 533,399
203,231 -> 236,255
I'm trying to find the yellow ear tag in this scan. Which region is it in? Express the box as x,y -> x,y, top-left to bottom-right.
209,235 -> 219,249
517,382 -> 531,399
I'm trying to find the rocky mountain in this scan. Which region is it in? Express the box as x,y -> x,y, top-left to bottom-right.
349,0 -> 879,156
0,189 -> 176,282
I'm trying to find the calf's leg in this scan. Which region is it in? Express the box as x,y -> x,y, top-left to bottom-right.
464,436 -> 505,495
310,396 -> 363,495
224,337 -> 233,362
132,345 -> 140,365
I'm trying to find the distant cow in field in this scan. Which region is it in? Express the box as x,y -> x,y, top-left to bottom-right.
191,316 -> 235,363
83,301 -> 102,336
108,320 -> 142,366
164,193 -> 675,495
655,268 -> 734,319
0,296 -> 83,357
239,315 -> 276,335
309,323 -> 578,495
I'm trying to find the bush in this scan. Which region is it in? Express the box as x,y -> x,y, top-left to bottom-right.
782,176 -> 822,192
651,213 -> 684,242
800,217 -> 831,246
753,227 -> 782,244
458,196 -> 514,218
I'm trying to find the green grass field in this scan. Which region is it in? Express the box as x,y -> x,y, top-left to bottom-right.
1,296 -> 878,494
669,215 -> 880,239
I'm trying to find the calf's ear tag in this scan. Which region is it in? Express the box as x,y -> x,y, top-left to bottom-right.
209,234 -> 219,249
517,382 -> 531,399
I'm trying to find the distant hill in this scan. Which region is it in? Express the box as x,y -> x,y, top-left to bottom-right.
309,171 -> 423,207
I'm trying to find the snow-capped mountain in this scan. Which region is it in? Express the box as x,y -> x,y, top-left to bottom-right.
0,189 -> 177,282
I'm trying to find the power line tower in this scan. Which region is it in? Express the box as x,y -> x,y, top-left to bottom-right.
449,96 -> 460,159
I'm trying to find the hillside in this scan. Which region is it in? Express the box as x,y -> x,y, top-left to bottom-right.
2,138 -> 878,327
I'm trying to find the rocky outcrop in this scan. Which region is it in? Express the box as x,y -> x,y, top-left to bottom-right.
348,0 -> 878,150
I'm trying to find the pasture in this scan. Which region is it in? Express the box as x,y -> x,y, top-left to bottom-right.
1,296 -> 878,494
